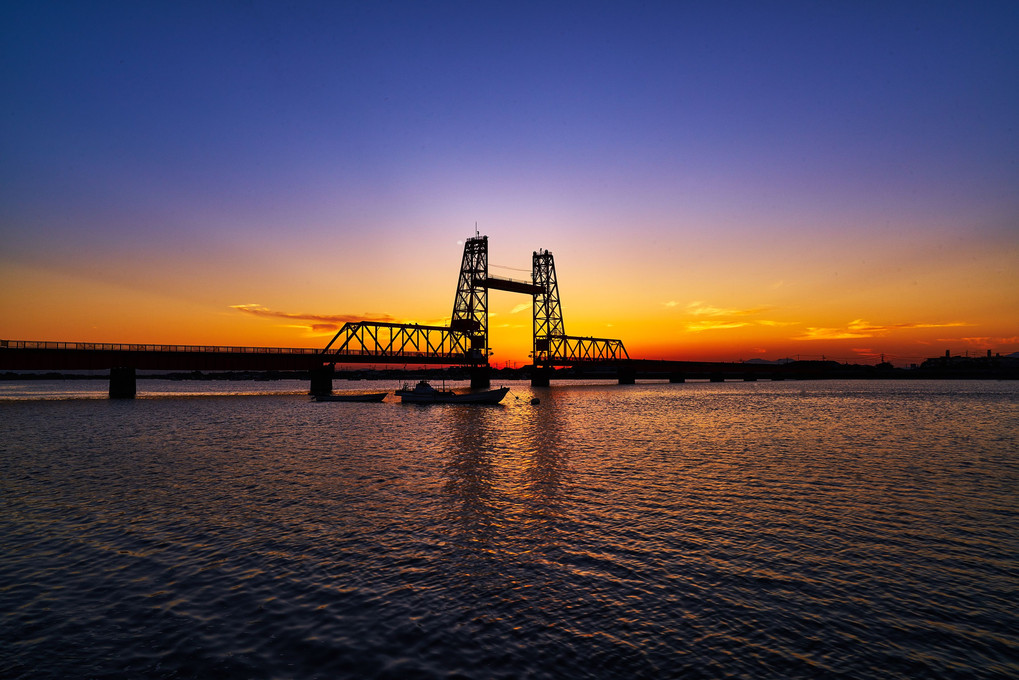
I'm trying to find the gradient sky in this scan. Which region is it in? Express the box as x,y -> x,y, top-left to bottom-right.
2,1 -> 1017,366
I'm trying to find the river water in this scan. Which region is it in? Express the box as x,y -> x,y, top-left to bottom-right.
2,379 -> 1017,679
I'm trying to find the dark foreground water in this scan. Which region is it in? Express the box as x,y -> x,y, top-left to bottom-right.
2,379 -> 1017,679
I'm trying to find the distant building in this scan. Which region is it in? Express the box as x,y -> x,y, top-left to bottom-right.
918,350 -> 1018,378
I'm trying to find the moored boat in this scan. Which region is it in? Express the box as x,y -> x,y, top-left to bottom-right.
395,380 -> 509,404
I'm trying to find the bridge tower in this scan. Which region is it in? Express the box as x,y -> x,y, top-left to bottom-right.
450,234 -> 488,357
530,247 -> 630,386
451,235 -> 490,386
532,249 -> 564,385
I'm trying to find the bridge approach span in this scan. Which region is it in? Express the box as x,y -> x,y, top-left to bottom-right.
0,339 -> 483,397
0,340 -> 471,372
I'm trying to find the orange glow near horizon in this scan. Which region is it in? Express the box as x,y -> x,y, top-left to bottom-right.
2,6 -> 1016,367
4,232 -> 1013,369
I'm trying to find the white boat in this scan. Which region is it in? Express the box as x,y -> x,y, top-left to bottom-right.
395,380 -> 509,404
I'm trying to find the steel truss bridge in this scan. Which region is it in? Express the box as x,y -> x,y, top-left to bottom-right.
1,235 -> 630,393
321,234 -> 629,383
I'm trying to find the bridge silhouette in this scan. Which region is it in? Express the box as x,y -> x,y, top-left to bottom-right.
2,234 -> 787,397
320,234 -> 629,385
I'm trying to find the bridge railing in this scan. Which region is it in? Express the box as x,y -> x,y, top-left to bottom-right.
3,338 -> 480,362
1,340 -> 325,355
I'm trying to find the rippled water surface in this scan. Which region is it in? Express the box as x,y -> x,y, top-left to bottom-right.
2,379 -> 1018,679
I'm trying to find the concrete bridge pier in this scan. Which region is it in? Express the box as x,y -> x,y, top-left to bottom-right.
109,367 -> 137,399
617,366 -> 636,385
669,372 -> 686,383
309,365 -> 334,396
470,366 -> 491,389
531,366 -> 552,387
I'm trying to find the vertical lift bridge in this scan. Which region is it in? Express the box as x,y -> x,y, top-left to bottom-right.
322,235 -> 628,386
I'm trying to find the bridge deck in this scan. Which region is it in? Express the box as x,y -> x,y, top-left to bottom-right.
0,340 -> 471,371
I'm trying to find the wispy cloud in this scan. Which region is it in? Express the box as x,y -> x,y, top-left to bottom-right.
957,336 -> 1019,349
678,300 -> 784,332
686,301 -> 773,317
686,320 -> 751,332
510,303 -> 531,314
847,319 -> 969,333
663,300 -> 679,307
795,319 -> 970,341
795,327 -> 871,341
230,304 -> 396,335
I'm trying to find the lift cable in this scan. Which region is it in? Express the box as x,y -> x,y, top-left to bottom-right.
490,263 -> 532,273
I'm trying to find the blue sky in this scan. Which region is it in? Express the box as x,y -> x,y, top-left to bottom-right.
2,1 -> 1017,361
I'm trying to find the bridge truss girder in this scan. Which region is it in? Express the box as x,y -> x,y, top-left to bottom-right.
321,321 -> 481,364
539,335 -> 630,365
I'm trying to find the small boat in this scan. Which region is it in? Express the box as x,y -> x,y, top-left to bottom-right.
313,392 -> 388,402
395,380 -> 509,404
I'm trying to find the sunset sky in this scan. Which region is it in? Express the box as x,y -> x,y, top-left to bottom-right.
2,2 -> 1016,366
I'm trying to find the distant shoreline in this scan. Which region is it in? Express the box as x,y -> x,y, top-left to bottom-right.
3,363 -> 1016,382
